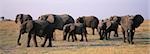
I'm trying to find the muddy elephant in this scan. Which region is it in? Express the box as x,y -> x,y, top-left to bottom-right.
15,14 -> 55,47
63,23 -> 87,42
110,14 -> 144,44
76,16 -> 99,35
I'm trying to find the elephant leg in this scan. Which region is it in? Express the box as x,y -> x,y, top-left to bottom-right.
114,30 -> 118,37
74,34 -> 77,41
92,28 -> 95,35
122,29 -> 126,43
84,33 -> 88,42
47,35 -> 52,47
99,30 -> 102,40
41,36 -> 48,47
127,30 -> 131,44
80,34 -> 84,41
17,32 -> 22,45
85,28 -> 88,34
63,32 -> 67,40
108,32 -> 111,39
68,33 -> 71,42
100,30 -> 104,40
131,31 -> 135,44
32,34 -> 38,47
71,34 -> 74,42
51,33 -> 55,41
27,33 -> 32,47
104,30 -> 108,40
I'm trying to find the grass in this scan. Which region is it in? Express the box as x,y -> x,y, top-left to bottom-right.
0,20 -> 150,54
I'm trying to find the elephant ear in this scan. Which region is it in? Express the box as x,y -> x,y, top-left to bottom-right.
25,20 -> 33,32
133,14 -> 144,28
15,14 -> 23,23
47,14 -> 55,23
20,20 -> 33,33
26,14 -> 33,21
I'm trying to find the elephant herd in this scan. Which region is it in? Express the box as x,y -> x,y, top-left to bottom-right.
15,14 -> 144,47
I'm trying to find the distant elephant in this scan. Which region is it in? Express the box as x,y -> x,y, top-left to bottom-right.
38,14 -> 75,40
110,14 -> 144,44
76,16 -> 99,35
15,14 -> 54,47
63,23 -> 87,42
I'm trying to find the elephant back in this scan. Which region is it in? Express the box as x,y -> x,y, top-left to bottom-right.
38,14 -> 55,23
133,14 -> 144,28
81,16 -> 99,27
53,14 -> 74,30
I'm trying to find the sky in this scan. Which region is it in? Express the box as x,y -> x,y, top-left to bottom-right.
0,0 -> 149,20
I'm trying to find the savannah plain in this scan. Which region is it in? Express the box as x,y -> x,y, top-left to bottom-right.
0,20 -> 149,54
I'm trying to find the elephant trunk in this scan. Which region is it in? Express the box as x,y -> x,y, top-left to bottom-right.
17,32 -> 22,45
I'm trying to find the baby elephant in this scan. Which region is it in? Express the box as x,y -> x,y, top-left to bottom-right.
63,23 -> 87,42
18,20 -> 55,47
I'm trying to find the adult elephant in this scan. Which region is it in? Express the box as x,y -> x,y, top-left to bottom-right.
110,14 -> 144,44
76,16 -> 99,35
38,14 -> 75,40
15,14 -> 55,47
38,14 -> 75,30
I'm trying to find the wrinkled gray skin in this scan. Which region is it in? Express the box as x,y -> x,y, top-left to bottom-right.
76,16 -> 99,35
15,14 -> 54,47
38,14 -> 75,40
63,23 -> 87,42
110,14 -> 144,44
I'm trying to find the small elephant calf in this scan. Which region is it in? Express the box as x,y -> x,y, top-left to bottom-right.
63,23 -> 87,42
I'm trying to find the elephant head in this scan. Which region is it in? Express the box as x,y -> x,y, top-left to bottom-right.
15,14 -> 33,24
38,14 -> 75,30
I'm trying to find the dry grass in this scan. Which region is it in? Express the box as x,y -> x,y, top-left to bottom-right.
0,20 -> 150,54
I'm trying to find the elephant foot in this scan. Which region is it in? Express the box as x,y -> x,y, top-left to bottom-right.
63,39 -> 66,41
47,45 -> 52,47
100,38 -> 104,40
72,40 -> 74,42
18,43 -> 21,46
86,40 -> 88,42
41,44 -> 45,47
27,45 -> 30,47
131,42 -> 134,44
52,38 -> 55,41
80,39 -> 84,42
123,41 -> 126,43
